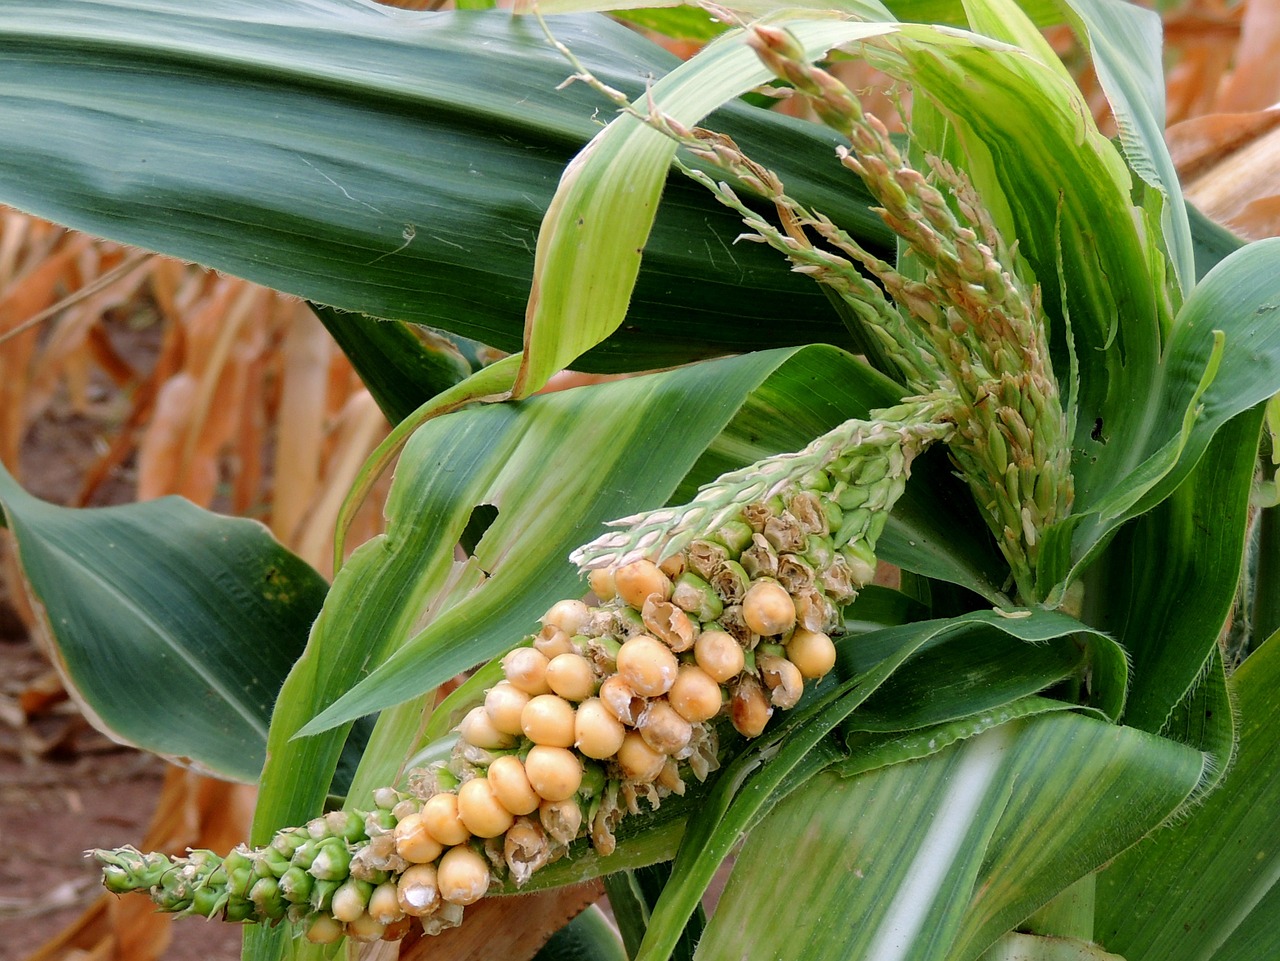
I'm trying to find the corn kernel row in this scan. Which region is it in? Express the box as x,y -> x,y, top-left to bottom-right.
94,470 -> 885,944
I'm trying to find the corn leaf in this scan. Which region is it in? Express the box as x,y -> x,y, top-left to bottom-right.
309,304 -> 472,425
702,712 -> 1205,961
513,17 -> 896,396
1095,631 -> 1280,961
632,609 -> 1128,961
293,345 -> 998,740
0,463 -> 327,784
534,906 -> 628,961
538,0 -> 1067,28
1053,0 -> 1194,294
0,1 -> 895,375
1050,238 -> 1280,591
1085,408 -> 1261,733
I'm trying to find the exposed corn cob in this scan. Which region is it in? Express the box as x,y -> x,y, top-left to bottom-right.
91,395 -> 953,943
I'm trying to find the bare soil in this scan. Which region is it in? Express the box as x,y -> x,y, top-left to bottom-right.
0,320 -> 243,960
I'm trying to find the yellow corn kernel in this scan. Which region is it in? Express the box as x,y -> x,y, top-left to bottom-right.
457,776 -> 516,839
524,745 -> 583,801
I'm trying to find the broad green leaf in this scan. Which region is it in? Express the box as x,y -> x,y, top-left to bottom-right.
0,464 -> 326,784
0,2 -> 894,374
309,304 -> 471,425
1053,0 -> 1194,294
1096,630 -> 1280,961
514,17 -> 897,396
1059,239 -> 1280,585
1189,202 -> 1245,280
540,0 -> 1068,28
534,905 -> 628,961
1085,408 -> 1261,733
702,712 -> 1205,961
604,864 -> 705,961
635,608 -> 1122,961
842,608 -> 1128,723
298,345 -> 1002,738
1158,645 -> 1235,803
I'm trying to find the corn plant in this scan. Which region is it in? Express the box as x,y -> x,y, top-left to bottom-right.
2,1 -> 1279,960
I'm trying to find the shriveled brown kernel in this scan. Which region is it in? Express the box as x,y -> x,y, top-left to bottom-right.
743,580 -> 797,636
487,754 -> 541,816
540,798 -> 583,845
759,654 -> 804,709
719,604 -> 756,646
614,560 -> 672,609
525,745 -> 583,801
686,539 -> 729,580
521,694 -> 577,748
438,846 -> 491,906
421,792 -> 470,847
396,863 -> 441,917
786,629 -> 838,679
763,513 -> 806,553
789,491 -> 829,535
657,758 -> 686,794
457,777 -> 516,838
393,811 -> 444,864
545,653 -> 596,701
694,629 -> 745,683
598,675 -> 645,726
616,635 -> 678,697
533,625 -> 576,660
504,817 -> 551,886
776,553 -> 817,593
793,587 -> 837,633
616,731 -> 666,782
668,663 -> 723,722
741,534 -> 779,579
710,560 -> 750,604
642,596 -> 697,651
731,675 -> 773,737
638,699 -> 693,756
503,648 -> 552,696
575,697 -> 628,759
658,553 -> 686,579
485,681 -> 531,737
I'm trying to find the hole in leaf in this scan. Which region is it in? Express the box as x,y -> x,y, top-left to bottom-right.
460,503 -> 499,557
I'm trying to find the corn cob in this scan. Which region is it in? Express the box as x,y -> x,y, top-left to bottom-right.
91,397 -> 953,944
